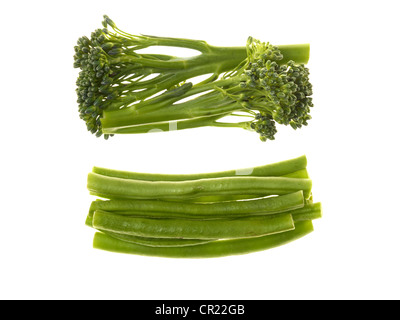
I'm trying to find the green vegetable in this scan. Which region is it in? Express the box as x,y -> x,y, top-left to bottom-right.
84,196 -> 323,229
291,202 -> 323,222
93,210 -> 295,240
87,173 -> 312,200
92,155 -> 307,181
89,155 -> 309,204
101,231 -> 213,247
89,191 -> 304,218
86,156 -> 321,258
92,220 -> 314,258
74,16 -> 313,141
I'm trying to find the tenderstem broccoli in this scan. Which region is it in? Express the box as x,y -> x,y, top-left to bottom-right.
74,16 -> 313,141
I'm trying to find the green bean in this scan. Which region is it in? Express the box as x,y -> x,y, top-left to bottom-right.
85,212 -> 95,227
291,202 -> 322,222
86,202 -> 321,227
87,173 -> 313,200
283,168 -> 309,179
92,221 -> 314,258
89,191 -> 304,217
92,210 -> 295,240
181,194 -> 265,203
173,169 -> 309,202
84,197 -> 320,228
92,155 -> 307,181
102,231 -> 214,247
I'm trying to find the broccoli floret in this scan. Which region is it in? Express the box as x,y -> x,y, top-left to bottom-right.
225,40 -> 313,140
251,113 -> 278,142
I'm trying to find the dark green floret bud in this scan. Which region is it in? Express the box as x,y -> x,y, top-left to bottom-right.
103,15 -> 117,28
108,48 -> 123,56
101,42 -> 114,51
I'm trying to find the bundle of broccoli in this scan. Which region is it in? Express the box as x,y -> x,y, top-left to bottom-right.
85,156 -> 322,258
74,16 -> 313,141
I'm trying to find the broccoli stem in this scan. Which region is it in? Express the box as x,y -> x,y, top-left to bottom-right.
101,79 -> 247,131
105,44 -> 310,118
107,43 -> 310,102
277,44 -> 310,64
109,44 -> 309,70
109,46 -> 246,70
120,35 -> 310,64
102,114 -> 229,135
134,35 -> 212,52
100,43 -> 313,132
103,47 -> 247,110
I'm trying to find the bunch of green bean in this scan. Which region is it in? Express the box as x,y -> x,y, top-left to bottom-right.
86,155 -> 322,258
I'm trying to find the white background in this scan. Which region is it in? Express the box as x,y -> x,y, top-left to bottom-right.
1,0 -> 399,300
